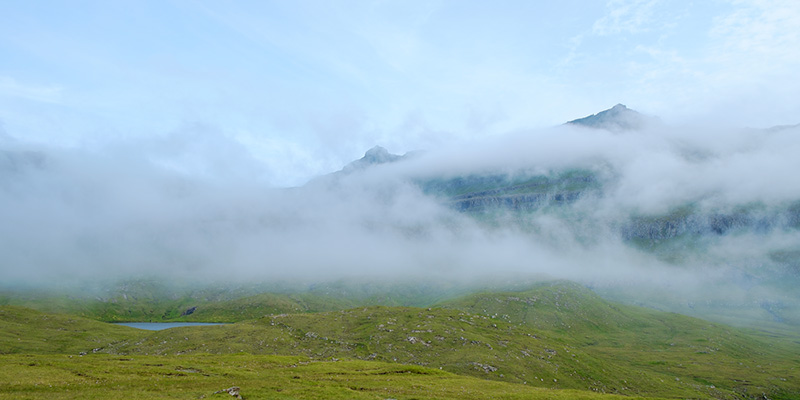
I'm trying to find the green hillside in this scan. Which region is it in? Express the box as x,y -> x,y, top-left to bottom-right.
0,306 -> 147,354
3,281 -> 799,399
106,308 -> 705,398
100,282 -> 800,399
0,279 -> 472,323
438,281 -> 800,398
171,292 -> 356,322
0,353 -> 656,400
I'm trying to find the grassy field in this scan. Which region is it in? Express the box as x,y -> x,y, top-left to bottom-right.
0,353 -> 664,400
2,281 -> 799,399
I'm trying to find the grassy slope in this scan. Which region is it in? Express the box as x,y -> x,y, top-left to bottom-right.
0,298 -> 656,400
0,306 -> 147,354
0,279 -> 470,323
177,280 -> 476,322
106,308 -> 710,398
0,354 -> 657,400
98,283 -> 800,399
3,282 -> 800,399
0,304 -> 684,399
437,281 -> 800,399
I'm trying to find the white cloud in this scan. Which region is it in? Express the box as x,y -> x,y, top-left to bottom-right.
0,76 -> 64,104
1,113 -> 799,319
593,0 -> 661,35
709,0 -> 800,76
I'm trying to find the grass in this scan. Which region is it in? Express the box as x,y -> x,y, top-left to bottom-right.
0,353 -> 661,400
0,306 -> 147,354
3,281 -> 800,399
437,281 -> 800,398
0,279 -> 471,323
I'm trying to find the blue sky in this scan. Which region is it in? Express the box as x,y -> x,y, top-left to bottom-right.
2,0 -> 799,186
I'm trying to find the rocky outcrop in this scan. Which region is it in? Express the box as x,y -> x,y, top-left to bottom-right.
451,191 -> 583,212
620,207 -> 794,243
422,171 -> 598,213
180,306 -> 197,316
212,386 -> 242,399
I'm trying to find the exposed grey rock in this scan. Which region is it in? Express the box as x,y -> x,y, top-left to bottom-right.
213,386 -> 242,399
472,362 -> 498,373
619,207 -> 793,243
421,172 -> 599,212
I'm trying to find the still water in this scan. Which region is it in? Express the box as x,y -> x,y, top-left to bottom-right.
114,322 -> 226,331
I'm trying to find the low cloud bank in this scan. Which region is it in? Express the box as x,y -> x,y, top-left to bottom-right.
1,121 -> 799,308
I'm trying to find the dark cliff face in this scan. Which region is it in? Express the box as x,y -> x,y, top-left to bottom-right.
418,170 -> 600,213
451,191 -> 583,212
419,165 -> 800,245
623,210 -> 764,243
620,203 -> 800,244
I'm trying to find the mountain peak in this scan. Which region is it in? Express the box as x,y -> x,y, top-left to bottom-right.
341,145 -> 403,173
363,145 -> 394,163
566,104 -> 654,132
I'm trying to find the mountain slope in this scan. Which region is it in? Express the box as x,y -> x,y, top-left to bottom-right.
0,306 -> 147,354
439,281 -> 800,398
102,282 -> 800,399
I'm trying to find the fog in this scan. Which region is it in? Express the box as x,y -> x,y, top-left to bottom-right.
1,119 -> 799,316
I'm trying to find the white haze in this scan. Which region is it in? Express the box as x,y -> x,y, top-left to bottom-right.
1,120 -> 799,302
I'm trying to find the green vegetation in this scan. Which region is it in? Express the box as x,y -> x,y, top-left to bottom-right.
437,281 -> 800,398
0,306 -> 147,354
0,354 -> 655,400
0,279 -> 471,323
2,281 -> 799,399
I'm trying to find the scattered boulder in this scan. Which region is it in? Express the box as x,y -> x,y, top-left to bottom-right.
213,386 -> 242,399
472,362 -> 498,373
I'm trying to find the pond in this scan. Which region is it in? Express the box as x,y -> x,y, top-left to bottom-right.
114,322 -> 227,331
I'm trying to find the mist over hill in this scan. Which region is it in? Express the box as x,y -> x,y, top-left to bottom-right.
2,105 -> 799,328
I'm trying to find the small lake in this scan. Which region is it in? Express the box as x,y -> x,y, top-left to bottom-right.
114,322 -> 227,331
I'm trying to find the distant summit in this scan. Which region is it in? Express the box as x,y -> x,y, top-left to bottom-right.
307,145 -> 414,186
341,146 -> 403,173
363,146 -> 401,165
567,104 -> 654,132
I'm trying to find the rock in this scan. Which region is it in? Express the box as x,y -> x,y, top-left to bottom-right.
213,386 -> 242,399
472,362 -> 498,373
181,306 -> 197,316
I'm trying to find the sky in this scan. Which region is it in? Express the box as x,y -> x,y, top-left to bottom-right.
1,0 -> 800,306
2,0 -> 799,187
